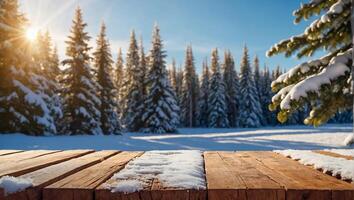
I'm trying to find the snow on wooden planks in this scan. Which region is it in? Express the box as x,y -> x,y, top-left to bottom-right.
95,150 -> 207,200
42,151 -> 142,200
2,150 -> 118,200
241,151 -> 354,200
0,150 -> 93,177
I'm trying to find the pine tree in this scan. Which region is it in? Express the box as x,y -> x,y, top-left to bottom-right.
115,48 -> 124,116
169,59 -> 178,96
267,0 -> 352,131
239,46 -> 262,128
253,56 -> 265,125
142,25 -> 180,133
198,59 -> 210,127
208,48 -> 229,128
260,66 -> 276,125
93,23 -> 121,134
33,31 -> 63,132
223,50 -> 241,127
0,0 -> 56,135
175,64 -> 184,104
180,45 -> 199,127
61,7 -> 102,135
121,31 -> 144,131
138,37 -> 148,116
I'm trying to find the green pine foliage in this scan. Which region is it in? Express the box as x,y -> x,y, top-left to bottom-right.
114,48 -> 124,116
267,0 -> 352,126
121,31 -> 144,131
142,25 -> 180,133
208,48 -> 229,128
0,0 -> 56,135
223,50 -> 241,127
61,7 -> 102,135
198,59 -> 210,127
239,46 -> 262,128
180,45 -> 199,127
93,23 -> 121,134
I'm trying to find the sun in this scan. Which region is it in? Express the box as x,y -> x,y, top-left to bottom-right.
25,27 -> 38,41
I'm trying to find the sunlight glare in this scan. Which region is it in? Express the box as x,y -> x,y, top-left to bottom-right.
25,27 -> 38,41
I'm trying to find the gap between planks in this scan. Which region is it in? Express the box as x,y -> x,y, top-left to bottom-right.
43,151 -> 143,200
2,150 -> 119,200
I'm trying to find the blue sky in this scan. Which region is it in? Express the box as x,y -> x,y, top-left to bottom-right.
20,0 -> 314,73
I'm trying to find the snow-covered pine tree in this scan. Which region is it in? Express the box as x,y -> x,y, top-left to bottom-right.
121,31 -> 144,131
93,23 -> 121,134
268,0 -> 352,124
208,48 -> 229,128
260,66 -> 276,125
253,56 -> 265,125
267,0 -> 353,145
115,48 -> 124,116
61,7 -> 102,135
32,31 -> 63,132
175,64 -> 184,104
180,45 -> 199,127
198,59 -> 210,127
0,0 -> 56,135
169,59 -> 178,97
239,46 -> 262,128
142,24 -> 180,133
223,50 -> 241,127
138,37 -> 148,114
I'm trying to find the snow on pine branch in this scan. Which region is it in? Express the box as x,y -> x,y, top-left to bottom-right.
275,149 -> 354,182
278,49 -> 351,110
0,176 -> 33,196
103,150 -> 206,193
271,52 -> 335,88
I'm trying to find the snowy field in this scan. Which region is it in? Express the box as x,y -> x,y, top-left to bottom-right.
0,124 -> 352,151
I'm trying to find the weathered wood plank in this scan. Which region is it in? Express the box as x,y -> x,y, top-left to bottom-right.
0,150 -> 93,177
204,151 -> 284,200
0,150 -> 61,163
43,151 -> 142,200
204,151 -> 247,200
0,150 -> 24,156
313,150 -> 354,160
3,150 -> 118,200
95,152 -> 206,200
243,151 -> 354,200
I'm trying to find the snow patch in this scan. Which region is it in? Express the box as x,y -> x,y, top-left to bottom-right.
104,180 -> 143,193
0,176 -> 33,196
275,149 -> 354,182
105,150 -> 206,193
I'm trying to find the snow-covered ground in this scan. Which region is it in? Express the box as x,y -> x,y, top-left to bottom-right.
0,124 -> 352,151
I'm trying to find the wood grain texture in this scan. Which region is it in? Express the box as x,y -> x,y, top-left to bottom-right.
204,151 -> 285,200
313,150 -> 354,160
0,150 -> 94,177
1,150 -> 353,200
0,150 -> 24,156
3,151 -> 118,200
244,151 -> 354,200
0,150 -> 61,163
43,151 -> 142,200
